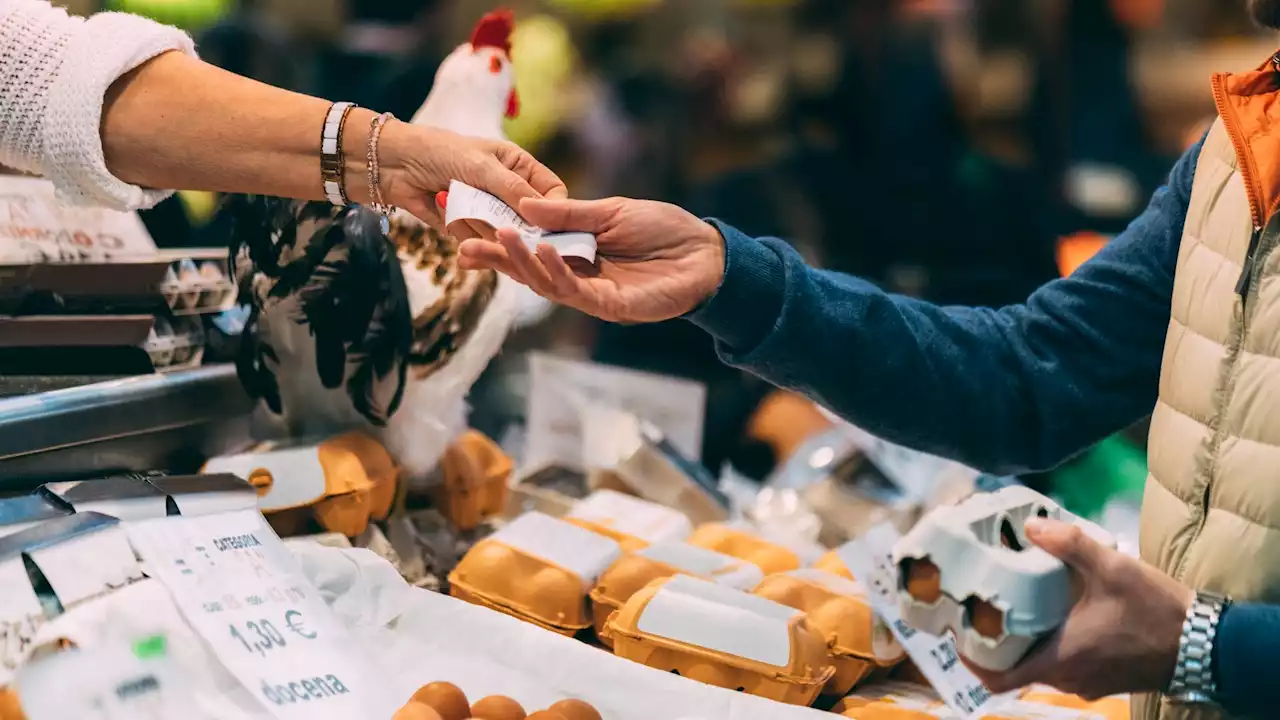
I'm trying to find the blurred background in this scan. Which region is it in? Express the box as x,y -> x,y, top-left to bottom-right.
46,0 -> 1275,505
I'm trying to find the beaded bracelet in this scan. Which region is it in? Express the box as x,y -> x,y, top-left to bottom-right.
320,101 -> 356,206
366,112 -> 398,232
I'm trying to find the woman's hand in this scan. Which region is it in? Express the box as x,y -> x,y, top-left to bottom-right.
456,196 -> 727,323
377,122 -> 567,227
965,518 -> 1194,700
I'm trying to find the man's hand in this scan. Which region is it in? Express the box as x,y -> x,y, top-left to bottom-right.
456,197 -> 727,323
965,518 -> 1194,700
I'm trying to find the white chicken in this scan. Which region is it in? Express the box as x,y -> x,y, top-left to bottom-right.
224,9 -> 527,479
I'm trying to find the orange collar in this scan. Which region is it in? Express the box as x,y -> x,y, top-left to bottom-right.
1212,49 -> 1280,227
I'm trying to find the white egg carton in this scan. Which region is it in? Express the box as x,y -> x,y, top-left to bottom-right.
891,486 -> 1115,671
156,249 -> 236,315
143,315 -> 205,371
567,489 -> 695,545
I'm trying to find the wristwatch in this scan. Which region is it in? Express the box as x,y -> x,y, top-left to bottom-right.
1166,590 -> 1230,706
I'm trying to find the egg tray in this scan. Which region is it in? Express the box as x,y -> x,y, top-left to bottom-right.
142,315 -> 206,371
891,486 -> 1115,671
156,250 -> 237,315
601,574 -> 835,707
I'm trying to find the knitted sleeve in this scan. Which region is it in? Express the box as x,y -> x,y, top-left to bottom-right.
0,0 -> 195,210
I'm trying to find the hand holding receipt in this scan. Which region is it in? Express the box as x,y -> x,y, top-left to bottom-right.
444,181 -> 597,262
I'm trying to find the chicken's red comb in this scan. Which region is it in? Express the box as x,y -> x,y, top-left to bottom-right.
470,9 -> 515,56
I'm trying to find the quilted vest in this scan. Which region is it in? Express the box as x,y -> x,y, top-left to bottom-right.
1135,60 -> 1280,720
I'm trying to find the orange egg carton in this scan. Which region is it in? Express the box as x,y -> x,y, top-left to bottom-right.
811,549 -> 855,581
687,523 -> 801,575
753,569 -> 905,696
448,512 -> 622,635
563,490 -> 694,553
601,574 -> 834,706
204,431 -> 398,537
589,541 -> 764,642
436,430 -> 513,532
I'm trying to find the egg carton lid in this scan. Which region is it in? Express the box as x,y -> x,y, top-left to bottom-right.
567,489 -> 694,545
636,541 -> 763,589
489,511 -> 622,588
761,569 -> 904,664
626,574 -> 806,669
891,486 -> 1115,667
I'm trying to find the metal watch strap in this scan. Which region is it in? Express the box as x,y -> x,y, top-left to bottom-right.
1166,590 -> 1229,705
321,101 -> 355,206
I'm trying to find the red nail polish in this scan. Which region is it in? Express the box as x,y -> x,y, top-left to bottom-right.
435,191 -> 449,209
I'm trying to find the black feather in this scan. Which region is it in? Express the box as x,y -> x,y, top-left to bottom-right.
217,194 -> 412,427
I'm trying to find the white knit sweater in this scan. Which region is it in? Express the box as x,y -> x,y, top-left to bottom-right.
0,0 -> 195,210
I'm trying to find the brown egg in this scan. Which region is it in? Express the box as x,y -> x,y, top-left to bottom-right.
525,712 -> 566,720
968,599 -> 1005,639
903,557 -> 942,603
393,703 -> 443,720
411,682 -> 470,720
546,699 -> 600,720
470,695 -> 527,720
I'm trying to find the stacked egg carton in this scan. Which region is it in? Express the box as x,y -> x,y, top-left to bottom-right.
146,250 -> 237,371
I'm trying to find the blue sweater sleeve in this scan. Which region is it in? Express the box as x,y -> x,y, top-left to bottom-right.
1214,602 -> 1280,717
687,138 -> 1203,474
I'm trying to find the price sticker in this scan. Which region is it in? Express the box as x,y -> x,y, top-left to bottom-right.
125,510 -> 392,720
837,523 -> 1002,719
444,180 -> 597,262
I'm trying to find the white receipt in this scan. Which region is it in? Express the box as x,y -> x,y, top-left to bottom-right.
444,180 -> 598,262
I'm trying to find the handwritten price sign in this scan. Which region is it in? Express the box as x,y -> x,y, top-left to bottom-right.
0,176 -> 156,263
126,510 -> 391,720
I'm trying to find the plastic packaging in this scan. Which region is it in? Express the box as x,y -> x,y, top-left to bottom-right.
687,524 -> 801,576
601,574 -> 834,706
565,490 -> 694,552
753,569 -> 904,696
589,541 -> 763,640
436,430 -> 512,532
448,512 -> 622,635
892,486 -> 1116,671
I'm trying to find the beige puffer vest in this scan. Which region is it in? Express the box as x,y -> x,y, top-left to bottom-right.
1135,106 -> 1280,720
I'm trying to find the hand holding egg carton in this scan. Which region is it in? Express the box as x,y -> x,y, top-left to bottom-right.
891,486 -> 1115,671
157,250 -> 236,314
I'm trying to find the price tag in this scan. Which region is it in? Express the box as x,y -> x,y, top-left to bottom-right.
837,523 -> 1002,719
16,634 -> 210,720
524,353 -> 707,470
0,175 -> 157,263
125,510 -> 391,720
444,180 -> 597,262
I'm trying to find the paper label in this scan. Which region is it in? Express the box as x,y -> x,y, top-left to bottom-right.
524,353 -> 707,470
568,490 -> 693,544
125,510 -> 390,720
202,446 -> 326,512
0,175 -> 157,263
16,635 -> 209,720
636,575 -> 799,668
489,512 -> 621,587
444,181 -> 597,261
837,524 -> 1001,719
